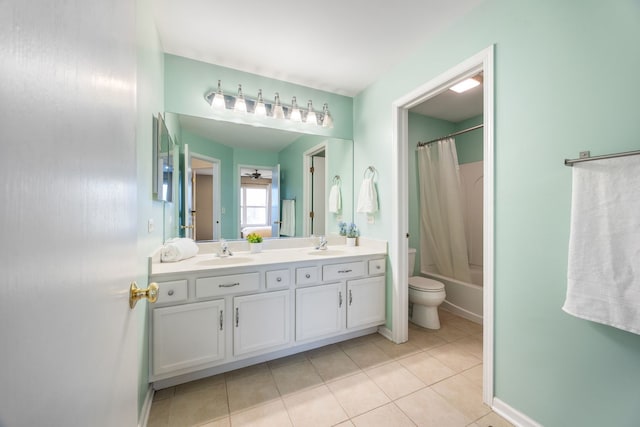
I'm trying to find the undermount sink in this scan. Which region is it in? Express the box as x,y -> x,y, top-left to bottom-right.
196,257 -> 253,266
308,250 -> 345,256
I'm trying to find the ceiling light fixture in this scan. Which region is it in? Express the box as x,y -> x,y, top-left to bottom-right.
204,81 -> 333,127
449,77 -> 480,94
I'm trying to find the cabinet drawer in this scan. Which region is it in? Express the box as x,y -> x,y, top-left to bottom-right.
296,266 -> 319,285
195,273 -> 259,299
156,280 -> 187,304
323,261 -> 366,282
368,259 -> 386,275
266,269 -> 290,289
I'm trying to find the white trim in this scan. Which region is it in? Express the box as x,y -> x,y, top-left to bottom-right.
138,384 -> 154,427
188,152 -> 221,240
492,398 -> 543,427
302,142 -> 328,236
391,45 -> 495,404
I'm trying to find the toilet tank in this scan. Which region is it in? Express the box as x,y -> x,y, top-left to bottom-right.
408,248 -> 416,275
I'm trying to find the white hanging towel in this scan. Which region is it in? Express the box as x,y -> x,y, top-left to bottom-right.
280,199 -> 295,236
357,177 -> 378,213
562,155 -> 640,335
328,184 -> 342,213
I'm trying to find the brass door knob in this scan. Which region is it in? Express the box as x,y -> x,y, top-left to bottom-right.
129,282 -> 159,309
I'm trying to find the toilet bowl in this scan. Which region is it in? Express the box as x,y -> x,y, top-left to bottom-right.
408,248 -> 446,329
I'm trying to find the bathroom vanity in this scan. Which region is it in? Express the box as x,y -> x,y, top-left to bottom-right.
148,240 -> 387,388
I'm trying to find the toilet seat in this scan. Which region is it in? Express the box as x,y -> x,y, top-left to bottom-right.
408,276 -> 445,292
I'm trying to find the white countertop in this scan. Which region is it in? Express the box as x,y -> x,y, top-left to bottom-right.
150,237 -> 387,277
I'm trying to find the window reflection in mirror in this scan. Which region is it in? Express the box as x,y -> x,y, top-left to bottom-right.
163,112 -> 353,242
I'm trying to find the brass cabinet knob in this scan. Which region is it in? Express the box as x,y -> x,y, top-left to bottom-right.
129,282 -> 159,309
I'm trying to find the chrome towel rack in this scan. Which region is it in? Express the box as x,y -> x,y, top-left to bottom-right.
565,150 -> 640,166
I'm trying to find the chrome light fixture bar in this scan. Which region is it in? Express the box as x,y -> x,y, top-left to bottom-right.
204,81 -> 334,128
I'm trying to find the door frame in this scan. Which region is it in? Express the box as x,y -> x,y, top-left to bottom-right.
302,142 -> 328,236
391,45 -> 495,404
184,148 -> 221,240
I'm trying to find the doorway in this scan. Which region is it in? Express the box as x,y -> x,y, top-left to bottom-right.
303,143 -> 328,236
183,147 -> 220,241
391,46 -> 495,405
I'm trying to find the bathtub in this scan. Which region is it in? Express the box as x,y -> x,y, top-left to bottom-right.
421,264 -> 483,324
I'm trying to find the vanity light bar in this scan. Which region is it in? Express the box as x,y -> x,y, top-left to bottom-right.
204,81 -> 333,128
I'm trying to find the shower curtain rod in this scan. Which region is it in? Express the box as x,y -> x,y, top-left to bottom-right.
564,149 -> 640,166
417,123 -> 484,148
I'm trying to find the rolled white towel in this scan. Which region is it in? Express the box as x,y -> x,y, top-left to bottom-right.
161,238 -> 199,262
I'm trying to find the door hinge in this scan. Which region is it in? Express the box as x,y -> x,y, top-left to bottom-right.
309,166 -> 314,174
309,211 -> 314,219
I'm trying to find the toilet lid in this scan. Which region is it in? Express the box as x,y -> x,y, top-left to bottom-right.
408,276 -> 445,292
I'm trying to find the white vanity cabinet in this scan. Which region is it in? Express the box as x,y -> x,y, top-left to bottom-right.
149,251 -> 387,387
233,290 -> 291,356
152,299 -> 225,376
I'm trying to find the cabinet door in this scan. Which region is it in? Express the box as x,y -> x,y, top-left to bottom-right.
296,283 -> 345,341
347,276 -> 386,329
234,290 -> 290,356
152,299 -> 225,376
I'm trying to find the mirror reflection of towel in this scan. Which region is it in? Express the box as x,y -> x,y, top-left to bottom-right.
357,177 -> 378,213
281,199 -> 295,236
328,184 -> 341,213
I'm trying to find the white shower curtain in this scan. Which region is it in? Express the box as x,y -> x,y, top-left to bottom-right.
418,138 -> 471,282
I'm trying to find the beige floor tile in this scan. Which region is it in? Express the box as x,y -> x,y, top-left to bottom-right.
230,399 -> 292,427
224,362 -> 270,381
147,398 -> 171,427
174,373 -> 225,396
271,360 -> 324,396
338,332 -> 386,350
153,387 -> 175,401
343,342 -> 394,369
351,403 -> 415,427
428,343 -> 481,372
430,374 -> 490,421
447,317 -> 483,335
327,372 -> 390,417
267,351 -> 308,369
283,384 -> 349,427
399,352 -> 456,386
308,348 -> 361,382
373,338 -> 422,360
450,336 -> 483,359
473,411 -> 514,427
408,328 -> 449,351
226,369 -> 280,414
430,324 -> 471,342
461,364 -> 483,388
333,421 -> 355,427
365,361 -> 425,400
199,417 -> 231,427
167,386 -> 229,427
306,343 -> 341,359
396,387 -> 471,427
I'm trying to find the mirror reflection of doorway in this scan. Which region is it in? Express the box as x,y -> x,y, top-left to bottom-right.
183,145 -> 220,241
303,143 -> 327,236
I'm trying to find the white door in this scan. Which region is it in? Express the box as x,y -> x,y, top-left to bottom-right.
234,290 -> 291,356
296,283 -> 345,341
312,156 -> 326,235
183,144 -> 196,239
0,1 -> 139,426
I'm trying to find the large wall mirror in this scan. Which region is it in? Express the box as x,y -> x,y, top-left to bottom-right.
163,112 -> 353,242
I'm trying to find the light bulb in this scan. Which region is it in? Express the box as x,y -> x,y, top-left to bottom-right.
211,80 -> 225,109
289,96 -> 302,122
322,103 -> 333,128
254,89 -> 267,117
233,84 -> 247,113
272,92 -> 285,119
305,100 -> 318,125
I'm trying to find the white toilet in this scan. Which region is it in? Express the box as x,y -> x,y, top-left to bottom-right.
408,248 -> 446,329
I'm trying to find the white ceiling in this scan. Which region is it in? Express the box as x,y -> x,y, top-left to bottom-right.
151,0 -> 484,97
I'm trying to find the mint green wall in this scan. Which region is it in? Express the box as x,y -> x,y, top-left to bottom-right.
354,1 -> 640,426
164,54 -> 353,140
135,0 -> 165,416
454,114 -> 483,164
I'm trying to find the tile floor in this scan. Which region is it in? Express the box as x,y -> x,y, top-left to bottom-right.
147,310 -> 513,427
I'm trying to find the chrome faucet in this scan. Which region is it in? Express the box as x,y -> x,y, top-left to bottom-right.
219,239 -> 233,257
315,235 -> 328,250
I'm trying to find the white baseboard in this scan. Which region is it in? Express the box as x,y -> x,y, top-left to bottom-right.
377,326 -> 397,342
492,397 -> 542,427
138,385 -> 154,427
